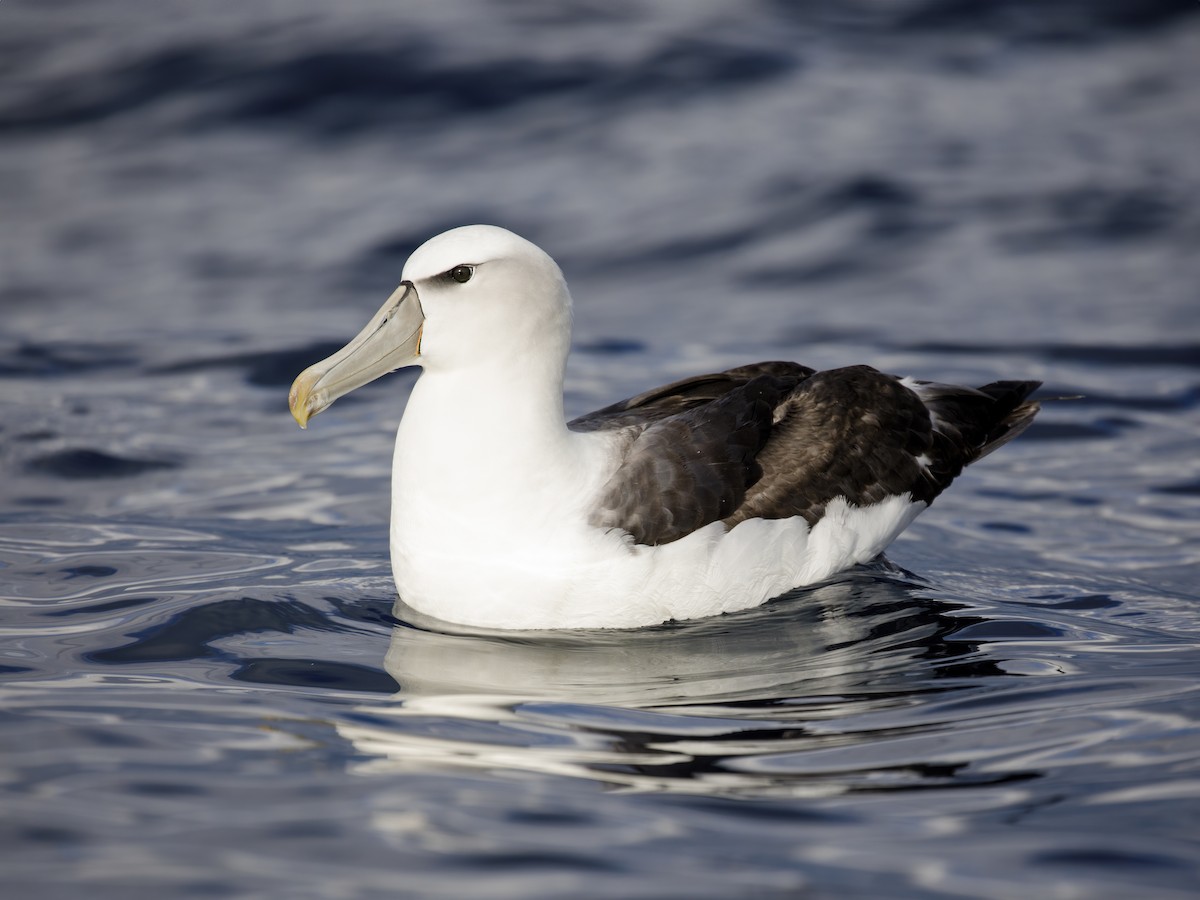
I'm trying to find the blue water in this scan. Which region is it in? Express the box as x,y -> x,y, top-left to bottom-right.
3,2 -> 1200,897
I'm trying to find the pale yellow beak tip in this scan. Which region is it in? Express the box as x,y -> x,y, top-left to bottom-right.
288,374 -> 315,429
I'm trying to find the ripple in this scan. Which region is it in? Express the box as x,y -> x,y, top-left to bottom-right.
2,545 -> 289,603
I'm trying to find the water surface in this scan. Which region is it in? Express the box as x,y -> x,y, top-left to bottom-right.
3,2 -> 1199,897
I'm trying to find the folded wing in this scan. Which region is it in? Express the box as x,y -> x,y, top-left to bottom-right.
575,363 -> 1040,546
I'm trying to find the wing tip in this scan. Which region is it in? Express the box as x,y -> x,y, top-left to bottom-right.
974,380 -> 1042,460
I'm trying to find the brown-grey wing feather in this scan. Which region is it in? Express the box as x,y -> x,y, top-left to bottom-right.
726,367 -> 1041,527
582,361 -> 1040,545
589,374 -> 796,545
726,366 -> 934,528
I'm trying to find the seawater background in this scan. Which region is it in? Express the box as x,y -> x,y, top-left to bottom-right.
2,2 -> 1199,897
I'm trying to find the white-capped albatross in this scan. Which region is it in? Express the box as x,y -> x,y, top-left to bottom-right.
289,224 -> 1040,630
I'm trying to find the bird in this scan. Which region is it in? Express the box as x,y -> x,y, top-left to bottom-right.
289,225 -> 1040,630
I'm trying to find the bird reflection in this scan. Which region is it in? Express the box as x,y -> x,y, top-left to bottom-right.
337,567 -> 1023,799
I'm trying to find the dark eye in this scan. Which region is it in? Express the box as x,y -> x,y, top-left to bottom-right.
450,265 -> 474,284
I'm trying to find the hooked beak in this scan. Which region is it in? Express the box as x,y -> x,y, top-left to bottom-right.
289,281 -> 424,428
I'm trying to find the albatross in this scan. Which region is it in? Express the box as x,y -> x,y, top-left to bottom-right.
289,225 -> 1040,630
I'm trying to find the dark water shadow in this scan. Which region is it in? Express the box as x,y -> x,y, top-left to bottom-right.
0,36 -> 796,138
83,593 -> 400,695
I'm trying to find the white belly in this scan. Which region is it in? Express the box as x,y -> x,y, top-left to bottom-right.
389,492 -> 926,630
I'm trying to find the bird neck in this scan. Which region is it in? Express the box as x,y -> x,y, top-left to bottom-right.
393,354 -> 581,500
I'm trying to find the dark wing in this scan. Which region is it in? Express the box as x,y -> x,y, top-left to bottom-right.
583,361 -> 1040,546
580,364 -> 813,545
722,365 -> 934,527
568,361 -> 815,431
726,367 -> 1041,528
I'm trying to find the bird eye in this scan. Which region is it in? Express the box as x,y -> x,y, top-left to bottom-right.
450,265 -> 474,284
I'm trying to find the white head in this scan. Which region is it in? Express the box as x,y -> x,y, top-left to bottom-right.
289,225 -> 573,426
401,225 -> 573,373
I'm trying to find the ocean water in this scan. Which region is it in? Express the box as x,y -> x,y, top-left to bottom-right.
2,2 -> 1199,897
